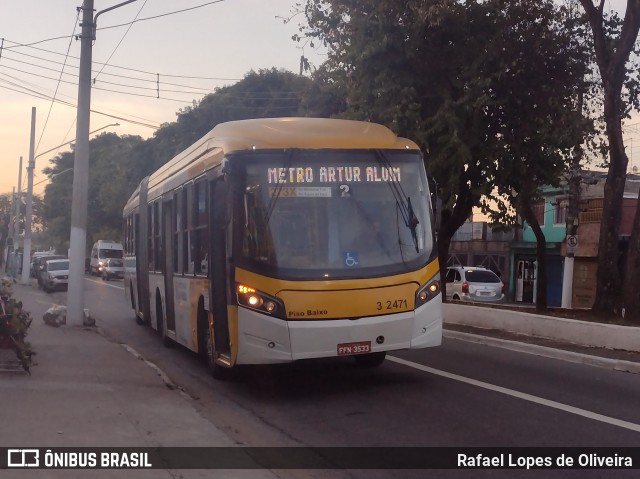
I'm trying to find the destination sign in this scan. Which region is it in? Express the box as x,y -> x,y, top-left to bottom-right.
266,166 -> 402,185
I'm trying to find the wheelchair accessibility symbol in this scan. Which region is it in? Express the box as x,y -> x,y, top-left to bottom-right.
343,252 -> 359,267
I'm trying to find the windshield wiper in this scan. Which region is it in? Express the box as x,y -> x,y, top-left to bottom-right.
264,148 -> 296,225
374,149 -> 420,253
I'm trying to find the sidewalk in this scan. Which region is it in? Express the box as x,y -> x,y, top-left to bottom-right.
0,281 -> 277,479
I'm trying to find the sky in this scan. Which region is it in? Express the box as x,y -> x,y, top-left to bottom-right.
0,1 -> 638,201
0,0 -> 326,196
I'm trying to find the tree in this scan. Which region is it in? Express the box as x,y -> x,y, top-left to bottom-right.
42,133 -> 144,251
300,0 -> 591,307
0,194 -> 13,267
577,1 -> 640,319
0,192 -> 46,263
479,1 -> 591,310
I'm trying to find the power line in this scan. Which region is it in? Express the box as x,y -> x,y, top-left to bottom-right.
1,1 -> 230,60
0,56 -> 221,97
93,0 -> 149,84
35,9 -> 81,154
0,78 -> 160,129
0,69 -> 164,127
0,62 -> 217,96
1,61 -> 306,103
97,0 -> 227,32
1,39 -> 241,84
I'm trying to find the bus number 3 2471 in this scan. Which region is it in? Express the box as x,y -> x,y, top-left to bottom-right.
376,299 -> 408,311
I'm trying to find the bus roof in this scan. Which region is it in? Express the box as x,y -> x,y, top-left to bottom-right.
125,118 -> 420,212
209,117 -> 419,151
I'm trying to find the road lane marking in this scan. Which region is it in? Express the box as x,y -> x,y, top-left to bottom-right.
388,356 -> 640,434
85,277 -> 124,290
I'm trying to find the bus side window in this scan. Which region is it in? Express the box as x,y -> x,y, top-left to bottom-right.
194,179 -> 209,275
173,189 -> 182,274
185,183 -> 194,274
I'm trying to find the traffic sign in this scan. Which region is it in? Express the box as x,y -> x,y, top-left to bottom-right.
567,235 -> 578,254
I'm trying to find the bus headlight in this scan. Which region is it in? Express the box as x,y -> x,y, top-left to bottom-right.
415,274 -> 441,308
237,283 -> 285,318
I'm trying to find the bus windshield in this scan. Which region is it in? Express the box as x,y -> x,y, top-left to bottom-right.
236,150 -> 434,279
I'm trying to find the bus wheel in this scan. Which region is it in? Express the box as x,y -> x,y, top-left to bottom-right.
131,284 -> 145,325
199,306 -> 232,380
354,352 -> 386,368
156,293 -> 172,348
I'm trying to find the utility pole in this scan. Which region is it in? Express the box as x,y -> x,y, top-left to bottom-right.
67,0 -> 95,326
9,187 -> 15,243
12,157 -> 23,241
21,107 -> 36,284
5,186 -> 15,274
561,92 -> 584,309
67,0 -> 137,326
11,158 -> 23,279
561,163 -> 580,309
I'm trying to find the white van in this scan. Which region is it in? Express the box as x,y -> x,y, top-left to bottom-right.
90,240 -> 124,275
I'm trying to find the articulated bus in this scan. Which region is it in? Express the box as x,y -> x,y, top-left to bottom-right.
123,117 -> 442,378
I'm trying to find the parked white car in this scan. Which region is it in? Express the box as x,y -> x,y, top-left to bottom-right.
445,266 -> 505,303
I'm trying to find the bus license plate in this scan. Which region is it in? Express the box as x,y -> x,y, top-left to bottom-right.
337,341 -> 371,356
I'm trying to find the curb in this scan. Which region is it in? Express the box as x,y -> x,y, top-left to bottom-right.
92,326 -> 178,390
119,343 -> 180,390
444,330 -> 640,375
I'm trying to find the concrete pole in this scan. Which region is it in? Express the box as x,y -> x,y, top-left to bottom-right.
21,107 -> 36,284
12,158 -> 24,279
67,0 -> 94,326
5,186 -> 15,273
67,0 -> 136,325
15,157 -> 23,241
561,256 -> 574,309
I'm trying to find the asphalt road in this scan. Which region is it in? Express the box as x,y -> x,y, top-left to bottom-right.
42,276 -> 640,478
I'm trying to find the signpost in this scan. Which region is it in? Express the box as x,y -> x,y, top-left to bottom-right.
567,235 -> 578,254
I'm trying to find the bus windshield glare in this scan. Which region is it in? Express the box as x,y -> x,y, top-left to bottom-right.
237,150 -> 434,279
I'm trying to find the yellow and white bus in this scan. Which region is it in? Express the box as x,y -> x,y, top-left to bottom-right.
123,118 -> 442,378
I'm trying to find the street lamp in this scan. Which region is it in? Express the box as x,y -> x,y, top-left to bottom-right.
34,123 -> 119,160
18,123 -> 120,284
33,168 -> 74,188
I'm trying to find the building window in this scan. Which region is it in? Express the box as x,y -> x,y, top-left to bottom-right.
553,197 -> 567,225
579,198 -> 603,223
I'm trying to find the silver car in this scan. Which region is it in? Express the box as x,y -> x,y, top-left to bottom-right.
445,266 -> 504,303
101,258 -> 124,281
42,258 -> 70,293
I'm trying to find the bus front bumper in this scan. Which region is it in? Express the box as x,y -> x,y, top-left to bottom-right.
235,299 -> 442,365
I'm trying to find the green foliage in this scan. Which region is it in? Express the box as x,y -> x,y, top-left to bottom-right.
0,193 -> 46,262
299,0 -> 594,290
